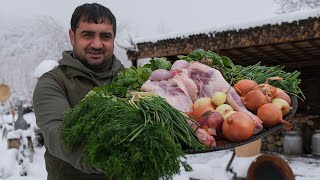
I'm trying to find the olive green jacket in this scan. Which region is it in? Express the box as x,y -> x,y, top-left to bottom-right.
33,51 -> 125,180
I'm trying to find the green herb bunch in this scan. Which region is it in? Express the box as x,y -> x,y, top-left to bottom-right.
61,90 -> 203,180
105,57 -> 172,98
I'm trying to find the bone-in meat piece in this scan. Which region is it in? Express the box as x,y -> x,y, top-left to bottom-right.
141,70 -> 197,112
187,61 -> 263,133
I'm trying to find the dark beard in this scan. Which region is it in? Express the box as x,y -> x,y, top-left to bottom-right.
86,47 -> 104,55
72,49 -> 112,73
73,48 -> 105,66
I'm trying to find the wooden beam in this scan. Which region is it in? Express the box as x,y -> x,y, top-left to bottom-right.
218,50 -> 237,60
227,48 -> 254,60
282,59 -> 320,68
254,45 -> 284,63
289,42 -> 313,59
268,44 -> 294,60
308,40 -> 320,48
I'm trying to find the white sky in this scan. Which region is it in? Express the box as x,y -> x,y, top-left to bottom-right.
0,0 -> 277,38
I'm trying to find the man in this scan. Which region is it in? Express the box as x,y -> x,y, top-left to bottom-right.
33,3 -> 125,180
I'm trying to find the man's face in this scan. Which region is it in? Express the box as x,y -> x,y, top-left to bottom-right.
69,21 -> 115,66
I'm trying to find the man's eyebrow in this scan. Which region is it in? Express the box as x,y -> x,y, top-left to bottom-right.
79,31 -> 113,36
101,32 -> 113,36
80,30 -> 94,35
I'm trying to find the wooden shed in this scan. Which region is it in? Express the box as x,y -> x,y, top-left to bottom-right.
126,16 -> 320,118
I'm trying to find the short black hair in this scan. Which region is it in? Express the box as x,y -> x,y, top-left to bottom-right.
70,3 -> 116,36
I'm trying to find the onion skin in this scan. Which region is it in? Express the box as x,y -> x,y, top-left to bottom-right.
242,90 -> 271,112
222,110 -> 236,119
272,98 -> 292,116
193,97 -> 215,110
234,79 -> 258,97
215,104 -> 234,117
188,105 -> 215,121
257,103 -> 292,129
254,83 -> 277,99
222,112 -> 256,142
211,92 -> 227,106
274,88 -> 291,105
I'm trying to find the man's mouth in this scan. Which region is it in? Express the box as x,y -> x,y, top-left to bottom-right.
87,51 -> 102,55
86,50 -> 104,59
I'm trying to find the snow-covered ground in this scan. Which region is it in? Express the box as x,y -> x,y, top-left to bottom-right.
0,111 -> 319,180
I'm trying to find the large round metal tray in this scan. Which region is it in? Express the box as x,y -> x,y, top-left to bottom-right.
185,96 -> 298,154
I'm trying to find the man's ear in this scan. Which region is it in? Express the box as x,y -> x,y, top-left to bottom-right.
69,29 -> 75,47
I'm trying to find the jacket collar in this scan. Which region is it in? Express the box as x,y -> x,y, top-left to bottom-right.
59,51 -> 118,79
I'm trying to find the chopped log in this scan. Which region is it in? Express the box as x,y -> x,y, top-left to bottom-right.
7,138 -> 20,149
247,154 -> 294,180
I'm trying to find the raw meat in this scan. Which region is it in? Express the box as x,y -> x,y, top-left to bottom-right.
141,60 -> 263,133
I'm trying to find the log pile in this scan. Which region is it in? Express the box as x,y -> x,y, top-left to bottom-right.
261,131 -> 284,153
127,17 -> 320,62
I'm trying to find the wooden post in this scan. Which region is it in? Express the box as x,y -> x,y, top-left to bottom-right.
35,128 -> 44,147
132,59 -> 138,68
26,136 -> 34,152
235,139 -> 262,157
247,154 -> 294,180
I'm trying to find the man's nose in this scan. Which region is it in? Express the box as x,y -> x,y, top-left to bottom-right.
91,36 -> 103,48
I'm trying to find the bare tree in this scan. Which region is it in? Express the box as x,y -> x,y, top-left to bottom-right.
0,16 -> 70,103
274,0 -> 320,14
115,33 -> 138,52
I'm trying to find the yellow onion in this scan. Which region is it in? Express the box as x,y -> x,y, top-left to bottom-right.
257,103 -> 292,129
254,83 -> 277,99
242,90 -> 271,112
222,112 -> 256,142
234,79 -> 258,97
274,88 -> 291,105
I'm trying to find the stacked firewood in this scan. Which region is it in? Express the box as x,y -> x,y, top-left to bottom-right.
261,132 -> 284,153
261,114 -> 320,154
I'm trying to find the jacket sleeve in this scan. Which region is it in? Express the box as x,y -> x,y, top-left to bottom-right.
33,74 -> 102,174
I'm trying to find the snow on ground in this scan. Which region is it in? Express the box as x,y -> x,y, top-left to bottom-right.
284,155 -> 320,180
0,112 -> 319,180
